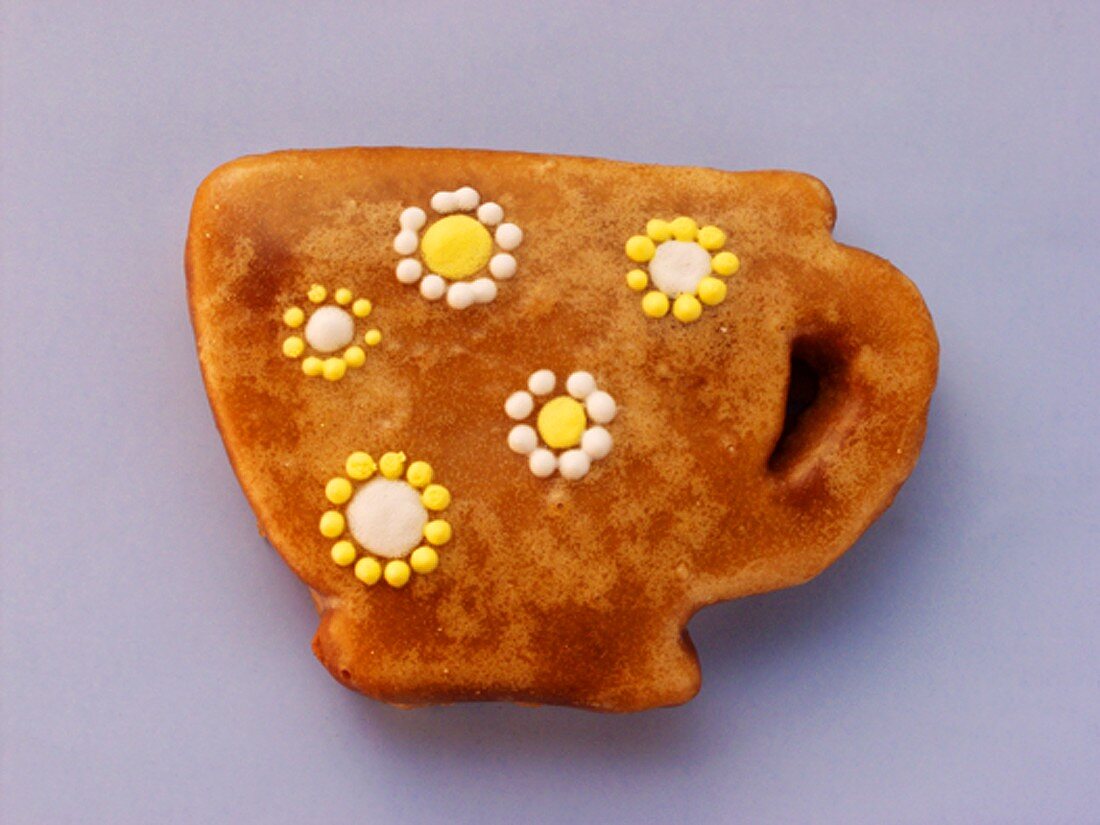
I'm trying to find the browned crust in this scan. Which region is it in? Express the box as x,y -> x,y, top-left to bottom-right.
186,148 -> 938,712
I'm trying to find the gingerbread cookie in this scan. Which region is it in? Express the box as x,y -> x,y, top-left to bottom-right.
186,148 -> 938,711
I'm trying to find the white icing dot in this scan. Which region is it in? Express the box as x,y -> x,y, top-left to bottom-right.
399,206 -> 426,231
446,281 -> 476,309
649,240 -> 712,296
393,229 -> 419,255
508,424 -> 538,455
477,202 -> 504,225
455,186 -> 480,210
585,390 -> 617,424
529,448 -> 557,478
420,274 -> 446,300
566,371 -> 596,399
471,277 -> 498,304
304,306 -> 354,353
505,391 -> 534,420
581,426 -> 613,460
558,449 -> 591,480
528,369 -> 555,395
396,258 -> 423,284
346,478 -> 428,559
431,191 -> 459,213
489,253 -> 517,280
495,222 -> 523,251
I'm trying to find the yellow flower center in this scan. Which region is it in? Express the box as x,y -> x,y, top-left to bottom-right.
537,396 -> 587,449
420,215 -> 493,279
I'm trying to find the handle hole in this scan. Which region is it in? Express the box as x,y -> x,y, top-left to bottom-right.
767,335 -> 849,474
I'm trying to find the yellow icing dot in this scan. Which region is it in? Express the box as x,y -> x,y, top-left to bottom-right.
364,329 -> 382,346
698,276 -> 727,306
322,357 -> 347,381
334,287 -> 352,305
302,356 -> 323,376
424,519 -> 452,545
325,477 -> 353,504
379,451 -> 406,479
331,540 -> 356,566
410,545 -> 439,574
344,346 -> 366,368
673,294 -> 703,323
626,269 -> 648,291
646,219 -> 673,242
355,556 -> 382,585
352,298 -> 372,318
283,307 -> 305,328
308,284 -> 327,303
319,510 -> 345,538
345,451 -> 376,480
712,251 -> 741,276
421,484 -> 451,511
698,225 -> 726,250
421,215 -> 492,279
537,396 -> 587,449
384,560 -> 411,588
406,461 -> 433,488
625,235 -> 656,262
642,290 -> 670,318
282,336 -> 305,358
670,217 -> 698,241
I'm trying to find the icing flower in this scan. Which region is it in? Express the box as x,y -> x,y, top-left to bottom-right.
393,187 -> 522,309
281,284 -> 382,380
321,451 -> 453,589
624,217 -> 741,323
505,370 -> 616,480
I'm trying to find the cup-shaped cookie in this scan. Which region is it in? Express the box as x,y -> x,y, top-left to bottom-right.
187,148 -> 938,711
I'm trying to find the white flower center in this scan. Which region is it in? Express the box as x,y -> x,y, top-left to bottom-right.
304,306 -> 354,353
649,241 -> 712,296
346,478 -> 427,558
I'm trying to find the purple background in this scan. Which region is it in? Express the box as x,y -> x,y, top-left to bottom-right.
2,2 -> 1098,823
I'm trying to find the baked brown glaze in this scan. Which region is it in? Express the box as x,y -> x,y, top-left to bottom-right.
186,148 -> 938,712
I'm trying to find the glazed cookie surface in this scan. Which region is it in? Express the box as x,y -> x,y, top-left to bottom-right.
186,148 -> 938,712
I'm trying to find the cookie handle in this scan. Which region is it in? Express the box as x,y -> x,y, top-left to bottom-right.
767,244 -> 938,573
